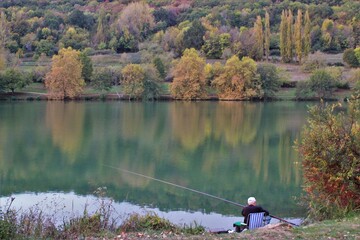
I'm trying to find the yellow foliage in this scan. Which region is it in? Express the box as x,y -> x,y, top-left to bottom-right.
212,55 -> 260,100
121,64 -> 145,99
45,47 -> 85,99
170,48 -> 207,100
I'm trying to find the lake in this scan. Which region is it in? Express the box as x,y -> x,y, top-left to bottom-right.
0,101 -> 311,229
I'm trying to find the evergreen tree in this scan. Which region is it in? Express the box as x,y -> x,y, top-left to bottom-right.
254,16 -> 264,61
303,9 -> 311,59
264,11 -> 271,62
294,9 -> 303,64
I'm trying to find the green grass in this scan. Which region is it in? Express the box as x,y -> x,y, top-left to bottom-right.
275,88 -> 296,100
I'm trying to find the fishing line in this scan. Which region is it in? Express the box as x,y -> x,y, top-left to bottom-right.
103,164 -> 299,226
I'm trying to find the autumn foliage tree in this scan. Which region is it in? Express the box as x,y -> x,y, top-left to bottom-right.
296,98 -> 360,220
45,47 -> 85,99
121,64 -> 145,100
212,55 -> 261,100
170,48 -> 207,100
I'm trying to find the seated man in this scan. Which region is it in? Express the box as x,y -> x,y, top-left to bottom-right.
242,197 -> 270,226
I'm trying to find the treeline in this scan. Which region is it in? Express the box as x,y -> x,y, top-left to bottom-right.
0,0 -> 359,58
1,0 -> 360,100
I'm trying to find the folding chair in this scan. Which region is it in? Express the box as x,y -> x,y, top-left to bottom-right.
247,212 -> 265,230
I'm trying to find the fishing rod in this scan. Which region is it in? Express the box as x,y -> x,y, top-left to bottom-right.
103,164 -> 299,226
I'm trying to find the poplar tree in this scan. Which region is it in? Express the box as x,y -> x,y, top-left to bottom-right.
280,10 -> 287,62
294,9 -> 303,64
95,7 -> 107,45
286,10 -> 293,63
0,11 -> 8,48
264,11 -> 271,62
303,9 -> 311,59
254,15 -> 264,61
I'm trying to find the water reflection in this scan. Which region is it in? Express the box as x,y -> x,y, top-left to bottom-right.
0,101 -> 310,223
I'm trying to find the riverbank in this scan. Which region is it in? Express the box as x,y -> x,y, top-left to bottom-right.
0,84 -> 352,101
108,215 -> 360,240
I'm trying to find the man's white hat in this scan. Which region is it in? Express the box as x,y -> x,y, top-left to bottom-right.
248,197 -> 256,205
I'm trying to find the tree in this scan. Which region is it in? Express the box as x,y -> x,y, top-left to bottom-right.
253,16 -> 264,61
45,47 -> 85,99
60,27 -> 90,50
170,48 -> 207,100
79,50 -> 93,83
202,33 -> 231,59
0,47 -> 6,70
264,11 -> 271,61
257,63 -> 282,99
0,68 -> 29,93
294,9 -> 303,64
308,69 -> 337,99
121,64 -> 145,100
296,98 -> 360,220
343,48 -> 359,67
90,67 -> 113,92
280,10 -> 288,62
286,10 -> 294,62
303,9 -> 311,59
0,11 -> 9,48
182,20 -> 206,50
118,2 -> 155,41
212,55 -> 261,100
121,63 -> 161,100
68,9 -> 94,30
94,7 -> 107,46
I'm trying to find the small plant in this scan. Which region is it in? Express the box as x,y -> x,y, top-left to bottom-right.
119,212 -> 177,232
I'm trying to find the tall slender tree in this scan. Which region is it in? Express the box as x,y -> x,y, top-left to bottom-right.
254,15 -> 264,61
303,9 -> 311,59
95,7 -> 107,46
264,11 -> 271,62
294,9 -> 303,64
280,10 -> 288,62
286,10 -> 294,62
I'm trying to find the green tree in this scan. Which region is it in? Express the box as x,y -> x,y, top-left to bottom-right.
280,10 -> 288,62
142,64 -> 162,100
343,49 -> 359,67
264,11 -> 271,61
296,98 -> 360,220
170,48 -> 207,100
45,47 -> 85,99
0,11 -> 9,48
182,20 -> 206,50
253,16 -> 264,61
153,57 -> 166,79
90,67 -> 113,92
0,68 -> 29,93
79,50 -> 93,83
297,69 -> 337,98
257,63 -> 282,99
294,9 -> 303,64
95,7 -> 107,46
303,9 -> 311,59
59,27 -> 90,50
212,55 -> 261,100
202,33 -> 231,59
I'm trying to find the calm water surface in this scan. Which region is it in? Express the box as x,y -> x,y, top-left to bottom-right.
0,101 -> 311,229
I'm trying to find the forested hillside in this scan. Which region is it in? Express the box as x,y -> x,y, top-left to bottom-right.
0,0 -> 359,57
0,0 -> 360,100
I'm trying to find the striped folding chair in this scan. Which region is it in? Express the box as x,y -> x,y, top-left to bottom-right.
247,212 -> 265,230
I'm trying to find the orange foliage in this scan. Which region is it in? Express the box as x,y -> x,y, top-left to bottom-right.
45,47 -> 85,99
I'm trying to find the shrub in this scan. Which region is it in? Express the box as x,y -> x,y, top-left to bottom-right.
119,212 -> 177,232
343,49 -> 359,67
257,63 -> 282,99
296,97 -> 360,220
308,69 -> 337,98
348,68 -> 360,91
301,54 -> 326,73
